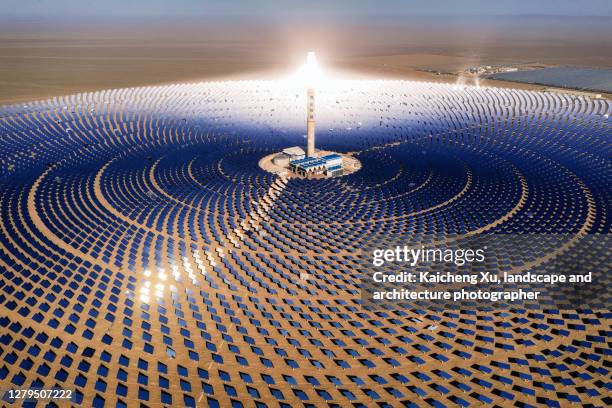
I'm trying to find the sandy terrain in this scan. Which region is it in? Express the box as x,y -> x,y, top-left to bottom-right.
1,17 -> 610,105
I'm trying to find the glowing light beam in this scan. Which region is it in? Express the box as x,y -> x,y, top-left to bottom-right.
292,51 -> 324,88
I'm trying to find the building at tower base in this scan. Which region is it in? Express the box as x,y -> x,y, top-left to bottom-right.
289,153 -> 343,177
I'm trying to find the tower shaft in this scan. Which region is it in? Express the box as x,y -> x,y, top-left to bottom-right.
306,87 -> 315,157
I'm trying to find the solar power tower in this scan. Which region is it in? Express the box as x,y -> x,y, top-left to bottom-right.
306,52 -> 317,157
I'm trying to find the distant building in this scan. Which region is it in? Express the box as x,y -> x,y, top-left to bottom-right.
290,153 -> 344,177
282,146 -> 305,160
320,153 -> 342,167
272,153 -> 291,167
289,157 -> 326,176
326,165 -> 343,177
321,154 -> 343,177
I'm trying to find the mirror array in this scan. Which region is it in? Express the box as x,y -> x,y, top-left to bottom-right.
0,80 -> 610,407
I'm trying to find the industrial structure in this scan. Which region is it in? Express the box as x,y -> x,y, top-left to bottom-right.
269,52 -> 348,178
306,53 -> 317,158
289,153 -> 343,177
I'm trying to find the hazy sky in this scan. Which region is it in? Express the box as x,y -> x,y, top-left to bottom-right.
3,0 -> 612,18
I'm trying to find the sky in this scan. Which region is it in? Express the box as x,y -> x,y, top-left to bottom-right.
2,0 -> 612,19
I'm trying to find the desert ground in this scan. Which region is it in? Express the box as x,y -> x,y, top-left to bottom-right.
1,16 -> 611,105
